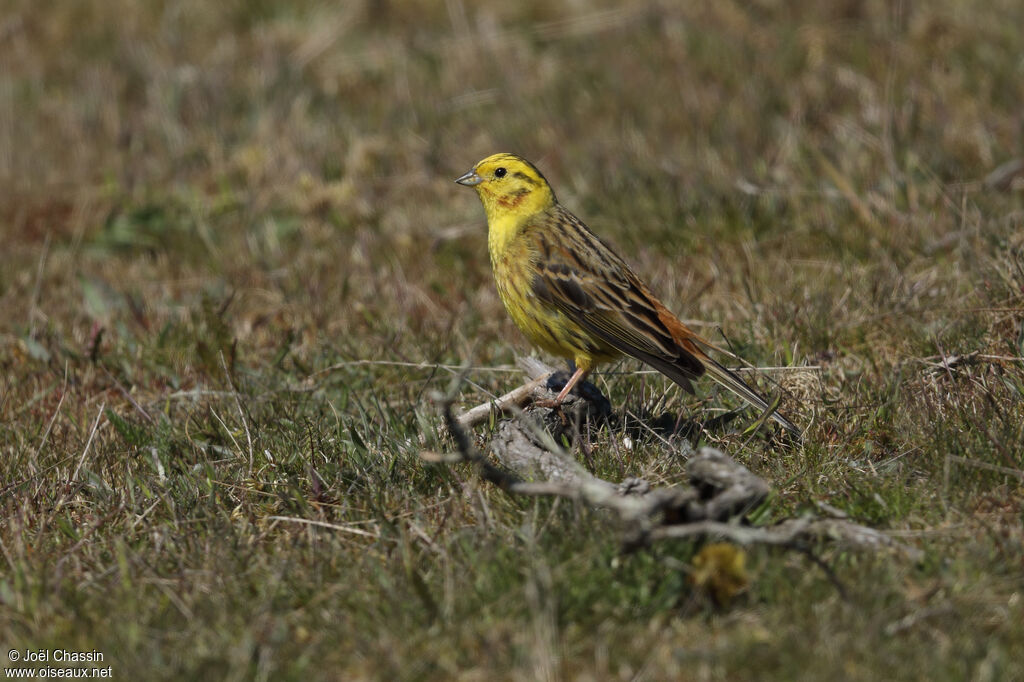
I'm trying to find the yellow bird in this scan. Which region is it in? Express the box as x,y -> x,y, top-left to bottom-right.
455,153 -> 800,436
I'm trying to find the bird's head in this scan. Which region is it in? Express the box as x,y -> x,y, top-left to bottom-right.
455,153 -> 556,221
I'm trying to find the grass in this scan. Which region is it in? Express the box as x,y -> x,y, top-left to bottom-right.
2,0 -> 1023,679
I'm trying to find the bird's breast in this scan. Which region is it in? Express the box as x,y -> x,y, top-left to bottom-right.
490,233 -> 618,364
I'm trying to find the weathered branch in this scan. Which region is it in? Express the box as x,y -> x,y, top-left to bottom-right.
455,356 -> 595,429
429,395 -> 922,561
456,375 -> 551,429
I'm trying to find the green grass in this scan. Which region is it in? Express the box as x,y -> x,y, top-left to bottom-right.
2,1 -> 1024,679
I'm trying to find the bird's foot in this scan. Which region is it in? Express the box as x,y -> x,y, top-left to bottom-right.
541,371 -> 612,416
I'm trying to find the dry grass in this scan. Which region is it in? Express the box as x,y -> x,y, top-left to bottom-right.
2,1 -> 1023,680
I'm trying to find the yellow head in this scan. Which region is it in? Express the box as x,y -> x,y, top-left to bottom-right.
455,153 -> 556,223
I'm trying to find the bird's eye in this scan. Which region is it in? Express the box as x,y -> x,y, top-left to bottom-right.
494,167 -> 507,178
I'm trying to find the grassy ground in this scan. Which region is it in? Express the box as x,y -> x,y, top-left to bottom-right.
2,1 -> 1023,679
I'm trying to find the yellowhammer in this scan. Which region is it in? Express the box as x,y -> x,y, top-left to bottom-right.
455,152 -> 800,436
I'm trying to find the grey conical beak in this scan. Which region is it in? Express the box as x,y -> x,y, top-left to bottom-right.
454,170 -> 483,186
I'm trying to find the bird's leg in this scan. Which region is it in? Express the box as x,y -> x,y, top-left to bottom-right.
536,365 -> 588,408
554,365 -> 587,402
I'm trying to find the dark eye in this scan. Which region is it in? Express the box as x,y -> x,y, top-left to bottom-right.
494,167 -> 507,178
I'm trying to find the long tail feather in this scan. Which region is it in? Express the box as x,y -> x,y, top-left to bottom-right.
699,357 -> 802,437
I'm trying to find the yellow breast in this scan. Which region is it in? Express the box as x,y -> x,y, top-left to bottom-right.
488,215 -> 619,368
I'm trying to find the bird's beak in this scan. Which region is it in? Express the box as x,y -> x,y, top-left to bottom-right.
454,169 -> 483,186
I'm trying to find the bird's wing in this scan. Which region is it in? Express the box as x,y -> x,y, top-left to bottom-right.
528,207 -> 706,390
528,207 -> 802,437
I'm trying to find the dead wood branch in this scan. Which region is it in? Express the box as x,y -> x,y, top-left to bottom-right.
429,396 -> 922,560
455,375 -> 552,429
456,356 -> 594,429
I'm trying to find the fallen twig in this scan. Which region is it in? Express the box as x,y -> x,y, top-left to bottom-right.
456,375 -> 551,429
455,356 -> 569,429
428,394 -> 922,561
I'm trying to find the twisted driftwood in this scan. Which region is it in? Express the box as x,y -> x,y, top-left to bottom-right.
426,386 -> 921,561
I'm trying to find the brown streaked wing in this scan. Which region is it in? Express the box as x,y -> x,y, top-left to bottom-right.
528,206 -> 706,386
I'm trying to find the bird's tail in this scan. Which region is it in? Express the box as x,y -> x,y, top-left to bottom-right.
698,355 -> 802,438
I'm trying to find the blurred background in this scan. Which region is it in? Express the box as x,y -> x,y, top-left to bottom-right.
3,0 -> 1021,383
